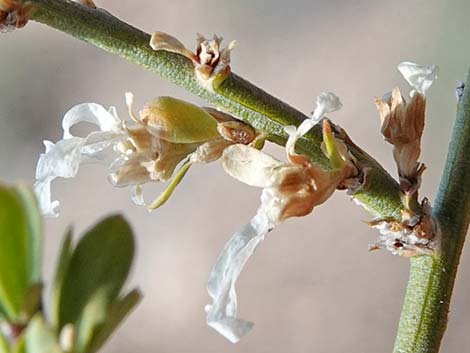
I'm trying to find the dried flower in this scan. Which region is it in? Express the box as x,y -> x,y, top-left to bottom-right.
0,0 -> 30,32
369,62 -> 440,256
205,92 -> 357,342
375,62 -> 438,196
150,32 -> 237,90
34,94 -> 256,216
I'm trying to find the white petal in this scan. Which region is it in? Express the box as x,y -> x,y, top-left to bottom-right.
35,138 -> 84,180
222,144 -> 283,188
398,62 -> 439,96
284,121 -> 315,156
34,138 -> 84,216
311,92 -> 343,123
206,209 -> 274,343
62,103 -> 122,139
33,177 -> 60,217
81,130 -> 126,164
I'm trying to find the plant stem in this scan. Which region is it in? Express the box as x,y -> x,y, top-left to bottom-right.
392,73 -> 470,353
18,0 -> 404,219
12,1 -> 470,352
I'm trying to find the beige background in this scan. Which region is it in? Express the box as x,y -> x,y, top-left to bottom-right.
1,0 -> 470,352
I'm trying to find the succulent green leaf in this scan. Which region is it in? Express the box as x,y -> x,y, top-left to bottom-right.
86,289 -> 142,353
142,97 -> 220,143
57,215 -> 134,331
25,315 -> 62,353
0,183 -> 42,322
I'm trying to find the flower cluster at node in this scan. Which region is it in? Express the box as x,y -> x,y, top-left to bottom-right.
34,94 -> 257,217
368,62 -> 439,256
205,92 -> 357,342
150,32 -> 237,90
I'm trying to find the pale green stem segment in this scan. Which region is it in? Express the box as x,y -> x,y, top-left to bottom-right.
19,0 -> 403,219
393,72 -> 470,353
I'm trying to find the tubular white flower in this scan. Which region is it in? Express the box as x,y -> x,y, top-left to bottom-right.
206,92 -> 348,342
397,61 -> 439,96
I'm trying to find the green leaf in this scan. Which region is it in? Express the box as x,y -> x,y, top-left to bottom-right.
50,229 -> 73,330
25,315 -> 62,353
0,183 -> 42,322
0,330 -> 9,353
74,288 -> 110,353
86,289 -> 142,353
57,215 -> 135,331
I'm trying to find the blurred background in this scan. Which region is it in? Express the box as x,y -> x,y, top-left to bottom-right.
1,0 -> 470,352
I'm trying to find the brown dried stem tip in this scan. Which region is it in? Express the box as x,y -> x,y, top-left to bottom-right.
0,0 -> 31,32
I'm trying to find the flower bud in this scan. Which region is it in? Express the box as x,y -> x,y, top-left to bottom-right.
138,96 -> 220,143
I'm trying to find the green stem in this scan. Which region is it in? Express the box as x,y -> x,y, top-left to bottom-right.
393,73 -> 470,353
12,1 -> 470,352
18,0 -> 403,219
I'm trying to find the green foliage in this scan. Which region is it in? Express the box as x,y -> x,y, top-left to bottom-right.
0,182 -> 140,353
0,184 -> 42,323
51,215 -> 141,353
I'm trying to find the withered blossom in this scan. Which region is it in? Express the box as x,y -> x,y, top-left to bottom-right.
375,62 -> 438,195
205,92 -> 357,343
0,0 -> 30,32
150,31 -> 237,90
34,94 -> 256,216
370,62 -> 440,256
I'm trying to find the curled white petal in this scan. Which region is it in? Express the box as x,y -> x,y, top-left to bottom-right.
35,103 -> 128,217
285,92 -> 342,157
222,144 -> 283,188
34,138 -> 85,217
33,177 -> 60,217
397,61 -> 439,96
206,207 -> 275,343
62,103 -> 122,139
311,92 -> 343,123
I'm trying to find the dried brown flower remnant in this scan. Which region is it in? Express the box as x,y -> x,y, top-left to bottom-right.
150,31 -> 237,90
375,87 -> 426,193
0,0 -> 30,32
369,62 -> 439,257
375,62 -> 438,200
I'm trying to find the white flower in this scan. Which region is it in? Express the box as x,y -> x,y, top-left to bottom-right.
205,93 -> 355,342
34,94 -> 259,216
